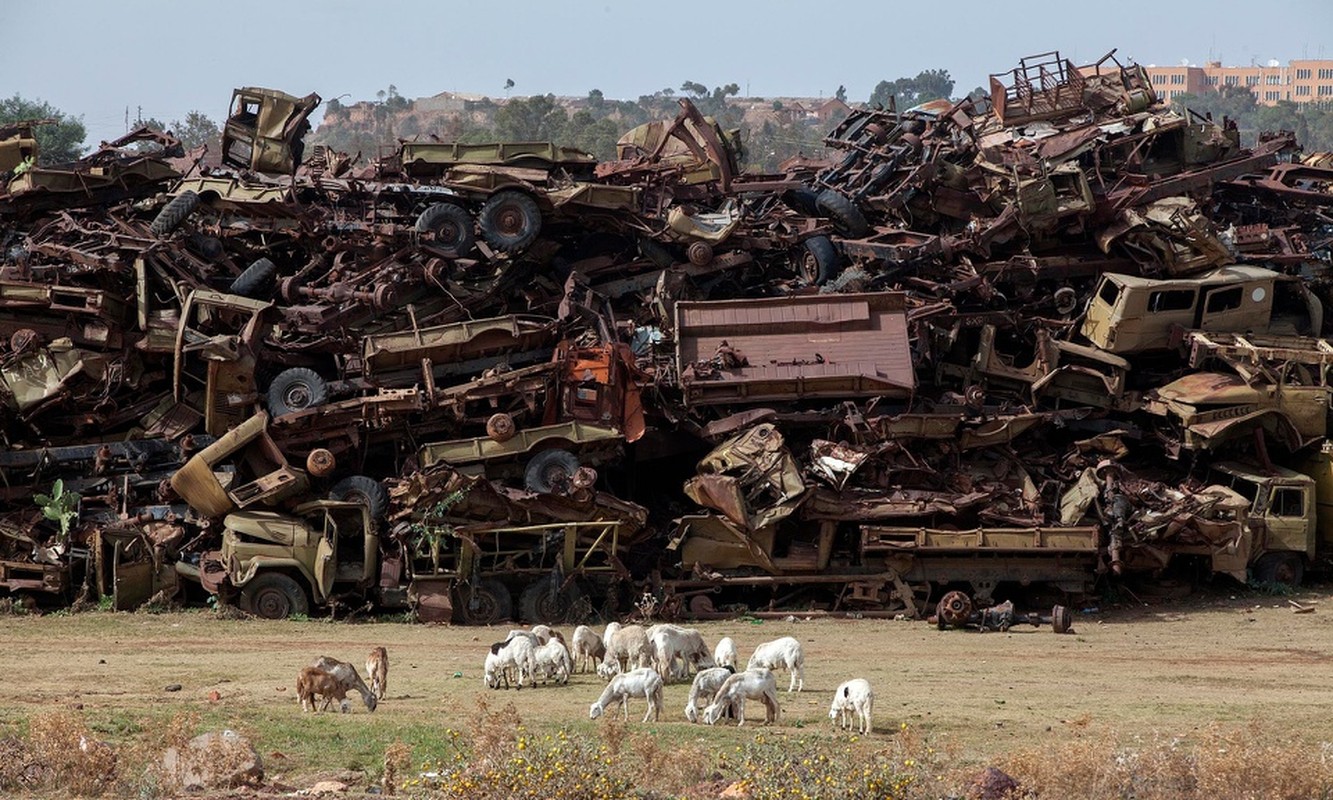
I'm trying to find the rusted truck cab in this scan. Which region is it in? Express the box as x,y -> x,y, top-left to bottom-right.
221,88 -> 321,174
213,500 -> 381,619
1083,266 -> 1323,354
1206,461 -> 1317,586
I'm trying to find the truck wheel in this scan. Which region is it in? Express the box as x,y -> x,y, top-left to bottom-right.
478,191 -> 541,252
798,235 -> 841,285
519,575 -> 586,624
455,579 -> 512,625
781,186 -> 820,216
239,573 -> 309,620
524,449 -> 581,494
149,190 -> 199,236
1252,552 -> 1305,587
815,189 -> 870,238
267,367 -> 328,417
329,475 -> 388,520
415,203 -> 475,257
228,257 -> 277,298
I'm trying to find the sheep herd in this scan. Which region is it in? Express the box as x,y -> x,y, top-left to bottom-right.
292,623 -> 875,734
486,622 -> 874,733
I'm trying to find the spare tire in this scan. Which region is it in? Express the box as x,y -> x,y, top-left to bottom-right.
415,203 -> 475,257
228,257 -> 277,298
781,186 -> 820,216
799,235 -> 841,285
519,575 -> 586,625
150,190 -> 199,236
524,449 -> 581,494
329,475 -> 389,520
815,189 -> 870,238
266,367 -> 328,417
477,191 -> 541,252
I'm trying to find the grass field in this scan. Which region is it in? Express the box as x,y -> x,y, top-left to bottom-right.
2,586 -> 1332,798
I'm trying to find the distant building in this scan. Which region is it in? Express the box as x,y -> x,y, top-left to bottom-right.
1143,59 -> 1333,105
413,91 -> 489,114
815,98 -> 851,123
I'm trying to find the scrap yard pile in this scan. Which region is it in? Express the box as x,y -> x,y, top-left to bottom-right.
2,50 -> 1333,623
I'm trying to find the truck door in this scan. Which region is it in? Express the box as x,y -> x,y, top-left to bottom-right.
1264,484 -> 1314,558
111,538 -> 155,611
314,511 -> 337,602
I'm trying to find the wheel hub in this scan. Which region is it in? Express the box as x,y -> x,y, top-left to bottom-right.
496,207 -> 524,234
284,383 -> 313,409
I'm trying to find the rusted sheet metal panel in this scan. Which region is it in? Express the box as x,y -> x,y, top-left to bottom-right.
675,292 -> 915,405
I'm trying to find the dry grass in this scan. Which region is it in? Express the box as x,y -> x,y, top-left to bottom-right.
0,587 -> 1330,796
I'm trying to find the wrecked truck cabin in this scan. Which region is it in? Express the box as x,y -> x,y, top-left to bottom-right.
6,46 -> 1333,620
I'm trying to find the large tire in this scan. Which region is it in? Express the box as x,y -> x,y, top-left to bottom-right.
519,575 -> 586,624
815,189 -> 870,238
455,578 -> 513,625
477,191 -> 541,252
239,573 -> 309,620
781,186 -> 820,216
150,191 -> 200,236
266,367 -> 329,417
228,257 -> 277,298
524,449 -> 581,494
415,203 -> 475,257
329,475 -> 388,520
799,235 -> 841,285
186,234 -> 225,261
1252,552 -> 1305,587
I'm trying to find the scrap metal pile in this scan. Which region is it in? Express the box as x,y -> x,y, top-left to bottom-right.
2,50 -> 1333,623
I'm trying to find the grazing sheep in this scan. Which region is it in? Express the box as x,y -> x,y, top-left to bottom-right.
713,637 -> 738,670
596,658 -> 622,681
588,667 -> 664,723
746,636 -> 805,693
534,638 -> 573,684
572,625 -> 606,672
310,656 -> 378,712
484,635 -> 537,690
606,624 -> 651,672
601,621 -> 621,654
829,679 -> 874,734
646,624 -> 713,681
296,667 -> 346,713
684,666 -> 735,723
702,669 -> 781,727
366,647 -> 388,701
507,625 -> 555,646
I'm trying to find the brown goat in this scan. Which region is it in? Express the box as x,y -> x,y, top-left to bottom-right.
296,666 -> 347,713
366,647 -> 388,701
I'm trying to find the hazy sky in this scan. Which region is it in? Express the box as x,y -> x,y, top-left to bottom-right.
6,0 -> 1331,146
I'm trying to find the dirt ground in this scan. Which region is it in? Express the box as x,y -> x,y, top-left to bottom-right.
1,585 -> 1332,791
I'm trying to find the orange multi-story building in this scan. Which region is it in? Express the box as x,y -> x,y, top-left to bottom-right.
1144,59 -> 1333,105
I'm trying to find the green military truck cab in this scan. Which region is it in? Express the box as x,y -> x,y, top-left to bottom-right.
1207,461 -> 1319,586
215,500 -> 381,619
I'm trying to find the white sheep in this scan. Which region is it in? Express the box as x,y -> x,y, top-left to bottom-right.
596,658 -> 622,681
484,635 -> 537,690
601,621 -> 622,654
572,624 -> 606,673
829,678 -> 874,734
746,636 -> 804,693
588,667 -> 664,723
534,638 -> 572,685
605,624 -> 651,673
702,668 -> 781,726
483,651 -> 511,690
713,637 -> 738,670
684,666 -> 735,723
646,624 -> 713,681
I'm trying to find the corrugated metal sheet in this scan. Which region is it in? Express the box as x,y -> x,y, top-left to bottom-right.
676,292 -> 915,405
